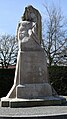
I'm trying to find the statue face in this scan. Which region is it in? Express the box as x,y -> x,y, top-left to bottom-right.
18,21 -> 32,40
27,12 -> 37,22
30,12 -> 37,22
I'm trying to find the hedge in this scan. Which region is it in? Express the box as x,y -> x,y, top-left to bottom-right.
0,68 -> 15,98
48,66 -> 67,95
0,66 -> 67,98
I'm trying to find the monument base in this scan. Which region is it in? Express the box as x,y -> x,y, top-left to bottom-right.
1,96 -> 66,108
16,83 -> 52,99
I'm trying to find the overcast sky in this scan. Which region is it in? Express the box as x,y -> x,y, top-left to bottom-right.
0,0 -> 67,35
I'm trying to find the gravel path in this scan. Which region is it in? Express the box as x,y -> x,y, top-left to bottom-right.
0,104 -> 67,117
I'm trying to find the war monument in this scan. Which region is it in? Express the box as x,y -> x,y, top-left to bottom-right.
1,5 -> 66,107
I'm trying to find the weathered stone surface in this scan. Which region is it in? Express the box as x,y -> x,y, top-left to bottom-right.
16,83 -> 52,99
19,51 -> 48,84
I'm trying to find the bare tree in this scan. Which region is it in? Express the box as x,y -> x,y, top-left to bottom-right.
0,34 -> 18,68
42,4 -> 67,66
57,40 -> 67,66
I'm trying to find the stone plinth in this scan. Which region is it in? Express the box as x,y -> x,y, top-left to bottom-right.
1,96 -> 66,108
16,83 -> 52,99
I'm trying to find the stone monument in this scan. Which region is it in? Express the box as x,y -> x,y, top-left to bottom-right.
1,5 -> 66,107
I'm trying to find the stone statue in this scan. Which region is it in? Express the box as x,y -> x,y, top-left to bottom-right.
16,21 -> 37,51
16,5 -> 42,44
1,5 -> 66,107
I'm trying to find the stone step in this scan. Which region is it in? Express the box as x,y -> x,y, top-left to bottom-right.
1,96 -> 66,107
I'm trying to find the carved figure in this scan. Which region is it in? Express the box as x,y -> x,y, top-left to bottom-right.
16,5 -> 42,44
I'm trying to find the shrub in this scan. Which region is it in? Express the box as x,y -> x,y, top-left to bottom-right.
48,66 -> 67,95
0,68 -> 15,98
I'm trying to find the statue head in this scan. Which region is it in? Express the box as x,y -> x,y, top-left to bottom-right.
22,5 -> 37,22
18,21 -> 32,40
